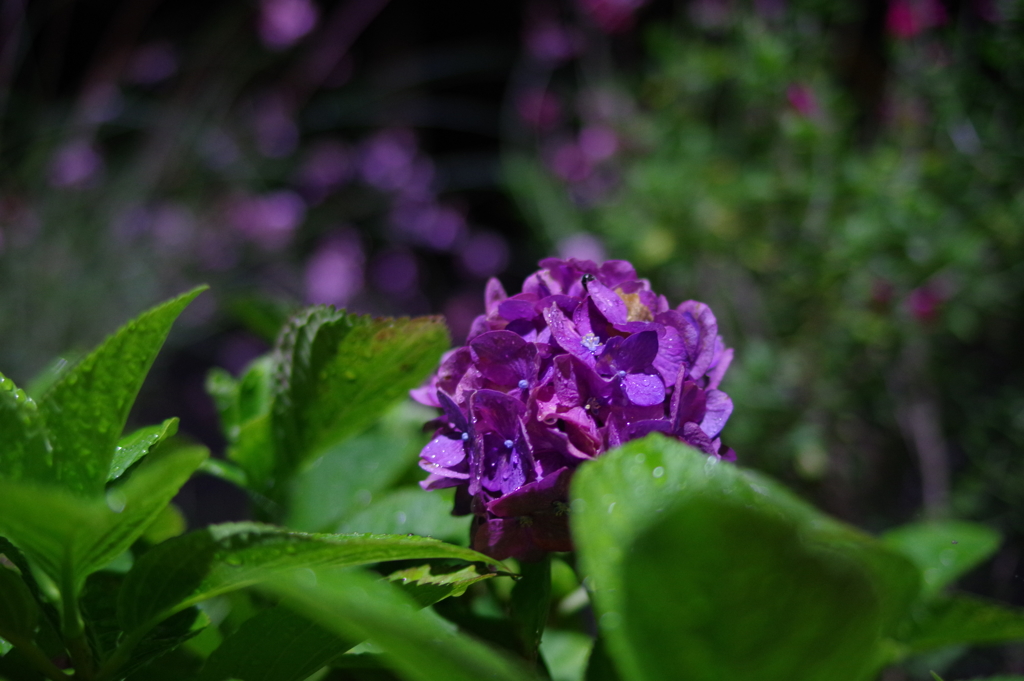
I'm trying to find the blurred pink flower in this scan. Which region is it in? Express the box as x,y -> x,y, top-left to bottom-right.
557,233 -> 606,263
228,190 -> 306,251
786,83 -> 818,117
390,200 -> 466,251
459,231 -> 509,279
887,0 -> 947,39
126,41 -> 178,85
360,130 -> 434,197
305,230 -> 365,306
259,0 -> 320,51
370,249 -> 419,297
579,125 -> 618,162
577,0 -> 647,33
297,140 -> 353,202
753,0 -> 786,20
48,140 -> 103,188
545,140 -> 592,183
516,89 -> 562,131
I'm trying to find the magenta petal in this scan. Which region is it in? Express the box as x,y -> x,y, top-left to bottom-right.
498,298 -> 538,322
471,389 -> 526,437
701,389 -> 733,439
543,303 -> 590,362
598,260 -> 637,288
471,330 -> 537,387
676,300 -> 718,379
652,323 -> 685,387
622,373 -> 665,406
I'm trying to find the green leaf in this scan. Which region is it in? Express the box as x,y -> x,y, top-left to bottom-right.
510,557 -> 551,664
0,445 -> 207,592
262,567 -> 539,681
198,606 -> 356,681
0,373 -> 54,486
0,564 -> 39,643
109,418 -> 179,481
570,434 -> 920,681
620,497 -> 882,681
899,594 -> 1024,653
335,487 -> 472,545
38,286 -> 206,496
540,630 -> 593,681
386,563 -> 499,608
117,522 -> 504,636
286,402 -> 433,532
882,521 -> 1001,597
271,308 -> 449,478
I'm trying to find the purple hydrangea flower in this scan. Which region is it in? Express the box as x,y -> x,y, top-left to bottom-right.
412,258 -> 735,560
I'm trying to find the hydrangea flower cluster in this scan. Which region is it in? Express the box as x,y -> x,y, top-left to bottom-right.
411,258 -> 734,560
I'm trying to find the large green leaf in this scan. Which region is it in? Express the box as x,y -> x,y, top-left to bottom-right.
117,522 -> 504,636
38,286 -> 206,496
570,434 -> 921,681
619,497 -> 881,681
0,445 -> 207,595
198,606 -> 355,681
882,521 -> 1001,598
0,372 -> 54,486
271,308 -> 448,478
898,595 -> 1024,653
263,567 -> 538,681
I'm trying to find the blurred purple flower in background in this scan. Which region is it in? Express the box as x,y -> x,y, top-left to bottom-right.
578,0 -> 648,33
296,139 -> 353,203
305,230 -> 365,306
413,258 -> 734,559
786,83 -> 818,118
371,249 -> 419,298
125,41 -> 179,85
557,233 -> 606,263
252,91 -> 300,158
458,231 -> 509,279
390,199 -> 466,251
359,129 -> 434,197
887,0 -> 947,39
516,89 -> 562,131
259,0 -> 320,51
545,139 -> 592,183
228,190 -> 306,251
48,140 -> 104,189
578,125 -> 618,162
524,10 -> 582,63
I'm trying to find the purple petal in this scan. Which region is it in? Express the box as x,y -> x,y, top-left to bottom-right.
421,433 -> 466,468
437,390 -> 471,434
498,297 -> 538,322
419,472 -> 463,490
586,278 -> 628,324
652,323 -> 685,387
700,389 -> 733,439
622,373 -> 665,406
705,346 -> 733,390
487,467 -> 572,517
543,303 -> 590,363
672,380 -> 707,429
470,389 -> 526,438
681,422 -> 715,455
597,260 -> 637,288
470,330 -> 537,387
485,277 -> 508,314
676,301 -> 718,379
612,330 -> 659,373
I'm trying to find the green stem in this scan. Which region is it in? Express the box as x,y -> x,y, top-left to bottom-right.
509,554 -> 552,668
59,565 -> 93,680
